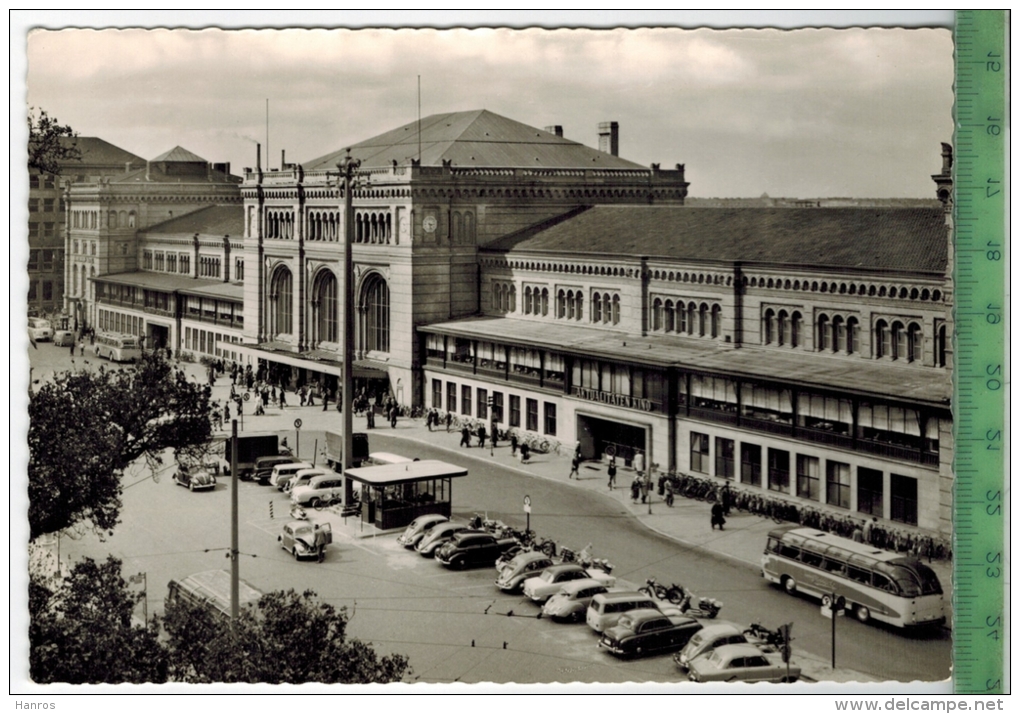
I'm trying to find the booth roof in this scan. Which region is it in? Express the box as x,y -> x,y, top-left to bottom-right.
344,459 -> 469,486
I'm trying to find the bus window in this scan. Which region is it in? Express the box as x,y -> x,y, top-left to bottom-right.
871,572 -> 897,594
823,558 -> 847,575
766,537 -> 781,554
847,566 -> 871,584
886,566 -> 922,597
914,563 -> 943,596
800,550 -> 823,568
779,543 -> 799,559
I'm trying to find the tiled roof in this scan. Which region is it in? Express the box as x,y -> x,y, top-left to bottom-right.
58,137 -> 145,168
485,205 -> 948,274
419,316 -> 951,407
152,145 -> 207,162
113,166 -> 240,185
143,205 -> 243,236
303,109 -> 644,171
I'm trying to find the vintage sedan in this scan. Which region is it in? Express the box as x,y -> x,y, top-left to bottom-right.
415,521 -> 471,557
277,520 -> 333,561
686,643 -> 800,683
28,317 -> 53,342
495,551 -> 554,593
173,466 -> 217,491
674,622 -> 770,670
522,563 -> 616,603
397,514 -> 449,549
541,579 -> 612,622
598,609 -> 702,658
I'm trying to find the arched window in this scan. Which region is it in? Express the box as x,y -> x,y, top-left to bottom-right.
592,293 -> 602,323
677,302 -> 687,333
687,302 -> 697,335
664,300 -> 674,333
541,288 -> 549,317
907,323 -> 922,363
557,290 -> 566,319
711,304 -> 721,338
833,315 -> 846,353
573,291 -> 582,321
937,324 -> 947,367
316,271 -> 338,343
698,303 -> 708,336
509,285 -> 517,313
653,298 -> 663,331
524,287 -> 533,315
818,315 -> 831,351
270,266 -> 293,335
791,311 -> 802,348
612,294 -> 620,325
764,309 -> 775,344
362,273 -> 390,353
493,284 -> 502,311
602,293 -> 612,324
777,310 -> 787,345
847,317 -> 859,355
875,320 -> 890,358
892,321 -> 906,361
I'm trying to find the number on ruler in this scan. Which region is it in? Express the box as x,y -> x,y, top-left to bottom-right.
985,490 -> 1001,517
985,364 -> 1002,389
986,240 -> 1001,261
986,177 -> 1001,198
985,305 -> 1001,325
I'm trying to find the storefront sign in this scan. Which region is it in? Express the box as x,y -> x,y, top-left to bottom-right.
571,386 -> 655,412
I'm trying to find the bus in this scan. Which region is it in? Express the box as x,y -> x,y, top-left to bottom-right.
761,524 -> 944,628
166,569 -> 263,620
91,332 -> 143,362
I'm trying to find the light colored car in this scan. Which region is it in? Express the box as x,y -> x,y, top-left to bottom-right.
173,466 -> 217,491
541,579 -> 613,623
269,461 -> 313,490
54,329 -> 75,347
586,591 -> 684,633
522,563 -> 617,603
397,514 -> 450,549
290,474 -> 345,508
285,468 -> 329,494
416,522 -> 471,557
687,643 -> 800,684
496,551 -> 555,592
674,622 -> 767,671
28,317 -> 53,342
278,520 -> 333,561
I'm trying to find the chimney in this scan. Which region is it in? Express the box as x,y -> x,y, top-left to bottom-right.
256,143 -> 262,172
281,149 -> 286,168
544,125 -> 563,137
223,235 -> 231,282
932,142 -> 953,209
125,161 -> 132,173
598,121 -> 619,156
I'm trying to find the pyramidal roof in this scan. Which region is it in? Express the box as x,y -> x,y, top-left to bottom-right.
57,137 -> 145,167
152,145 -> 207,162
303,110 -> 645,171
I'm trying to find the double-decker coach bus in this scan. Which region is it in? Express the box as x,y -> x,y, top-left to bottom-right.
91,332 -> 142,362
762,524 -> 944,628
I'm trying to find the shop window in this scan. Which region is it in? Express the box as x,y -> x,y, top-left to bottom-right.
543,402 -> 557,436
492,391 -> 504,423
446,382 -> 457,414
740,443 -> 761,487
857,467 -> 883,516
476,388 -> 488,420
432,379 -> 443,410
461,385 -> 472,416
509,395 -> 521,427
715,437 -> 734,479
826,461 -> 851,509
767,448 -> 790,493
526,398 -> 539,432
690,432 -> 709,474
796,455 -> 820,500
890,474 -> 918,525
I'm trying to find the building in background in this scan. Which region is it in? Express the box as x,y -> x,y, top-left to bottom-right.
27,137 -> 145,315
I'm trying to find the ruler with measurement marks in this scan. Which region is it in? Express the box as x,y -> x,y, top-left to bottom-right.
952,10 -> 1007,696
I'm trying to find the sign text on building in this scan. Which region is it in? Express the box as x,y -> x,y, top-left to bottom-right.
571,386 -> 655,412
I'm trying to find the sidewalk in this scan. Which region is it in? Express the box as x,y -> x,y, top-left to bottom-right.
194,365 -> 948,682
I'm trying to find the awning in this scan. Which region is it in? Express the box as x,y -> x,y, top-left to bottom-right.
221,342 -> 392,380
345,460 -> 469,486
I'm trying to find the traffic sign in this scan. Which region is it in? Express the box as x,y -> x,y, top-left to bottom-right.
242,392 -> 251,401
604,445 -> 616,457
294,418 -> 303,429
523,495 -> 531,514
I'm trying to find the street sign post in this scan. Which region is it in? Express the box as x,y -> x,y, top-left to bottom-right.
294,418 -> 303,460
523,494 -> 532,534
822,593 -> 846,669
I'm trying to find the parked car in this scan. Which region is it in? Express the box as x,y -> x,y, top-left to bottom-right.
285,468 -> 329,494
253,454 -> 300,484
54,329 -> 75,347
541,579 -> 614,623
270,461 -> 313,491
586,591 -> 684,633
278,521 -> 333,561
28,317 -> 53,342
495,551 -> 555,593
290,474 -> 345,508
436,531 -> 518,569
173,465 -> 217,491
598,609 -> 702,658
397,514 -> 449,549
674,622 -> 772,671
522,563 -> 617,603
686,643 -> 800,683
416,522 -> 471,557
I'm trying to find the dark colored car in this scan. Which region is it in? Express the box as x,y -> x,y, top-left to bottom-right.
598,609 -> 703,658
253,454 -> 300,484
173,466 -> 217,492
435,531 -> 518,569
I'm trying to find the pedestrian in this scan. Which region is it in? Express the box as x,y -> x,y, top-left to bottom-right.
390,407 -> 398,429
490,427 -> 498,449
569,454 -> 580,479
307,385 -> 316,407
445,412 -> 452,433
863,517 -> 876,546
852,523 -> 865,543
79,339 -> 86,356
460,425 -> 472,448
313,524 -> 328,563
279,389 -> 287,408
261,387 -> 269,409
665,479 -> 675,507
299,384 -> 307,406
224,403 -> 231,423
711,502 -> 726,530
607,457 -> 617,490
520,442 -> 530,463
322,387 -> 331,412
477,424 -> 487,448
630,476 -> 641,503
510,432 -> 519,456
69,336 -> 76,356
427,410 -> 434,432
721,482 -> 732,516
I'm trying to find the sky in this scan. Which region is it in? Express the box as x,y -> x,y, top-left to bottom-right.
20,13 -> 955,199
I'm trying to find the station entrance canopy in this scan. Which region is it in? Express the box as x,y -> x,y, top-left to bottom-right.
344,460 -> 468,531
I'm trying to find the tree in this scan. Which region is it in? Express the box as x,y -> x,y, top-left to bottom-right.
28,351 -> 216,539
29,556 -> 167,684
28,108 -> 82,177
163,589 -> 411,684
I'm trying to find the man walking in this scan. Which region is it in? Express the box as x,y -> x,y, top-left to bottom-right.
460,425 -> 472,448
569,454 -> 580,479
607,457 -> 617,490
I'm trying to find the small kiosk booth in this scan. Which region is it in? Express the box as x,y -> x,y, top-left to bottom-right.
343,460 -> 469,531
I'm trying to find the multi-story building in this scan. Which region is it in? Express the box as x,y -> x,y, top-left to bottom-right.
67,145 -> 241,345
28,137 -> 144,315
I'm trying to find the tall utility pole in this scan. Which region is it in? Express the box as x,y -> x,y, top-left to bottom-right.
230,419 -> 239,620
337,150 -> 361,479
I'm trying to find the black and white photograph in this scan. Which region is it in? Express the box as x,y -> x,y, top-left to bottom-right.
15,10 -> 997,702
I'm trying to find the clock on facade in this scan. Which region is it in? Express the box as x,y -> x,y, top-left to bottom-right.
422,215 -> 437,234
